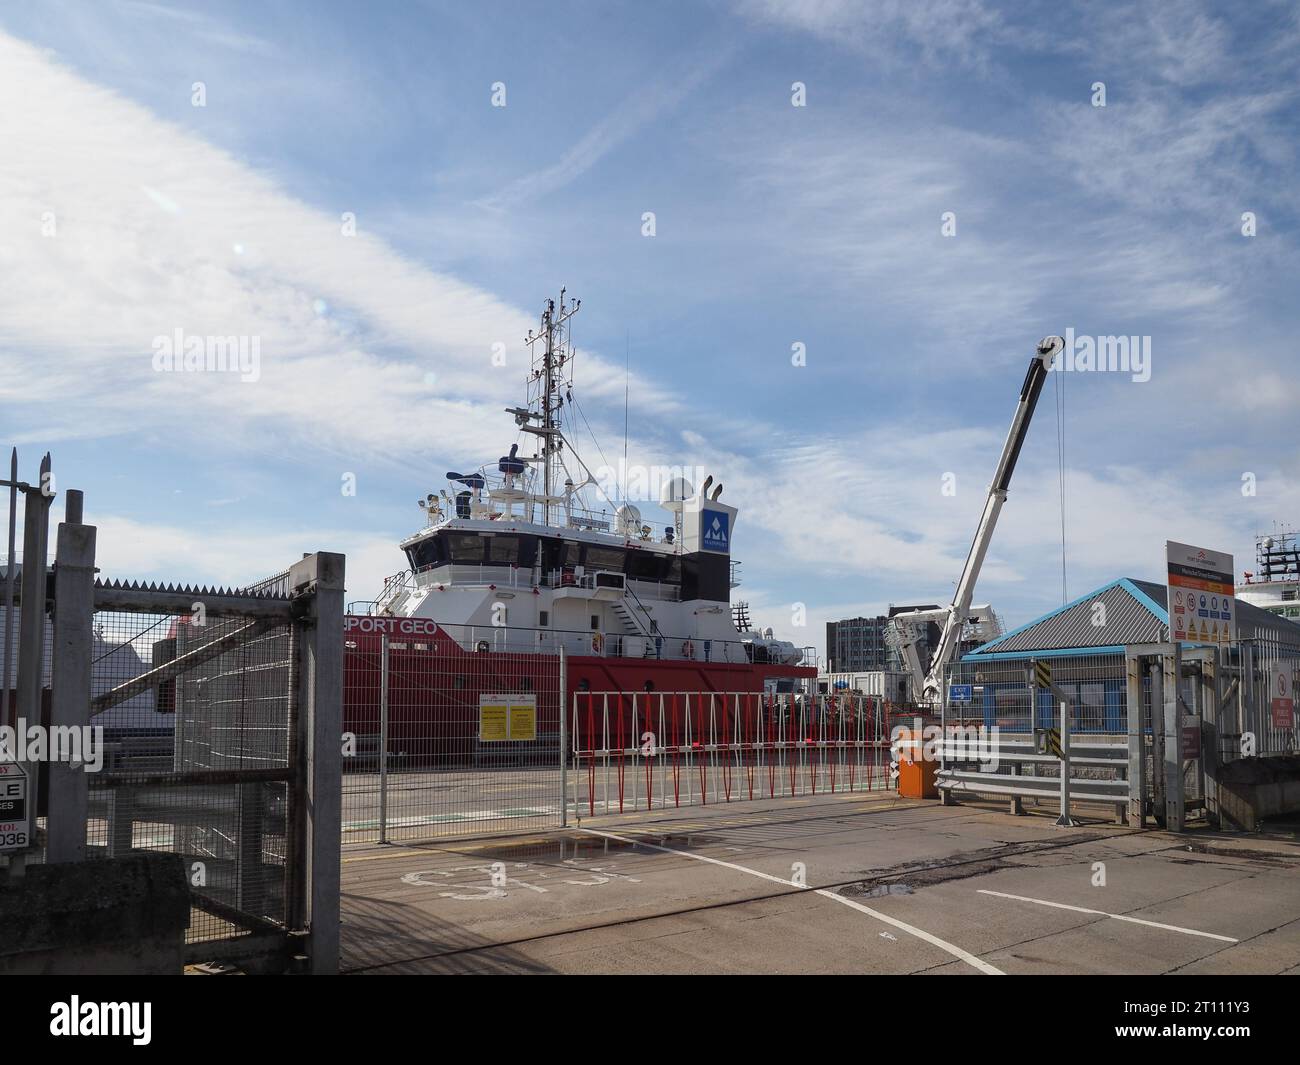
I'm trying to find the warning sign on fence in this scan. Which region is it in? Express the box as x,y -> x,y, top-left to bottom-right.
1271,666 -> 1295,730
479,694 -> 538,742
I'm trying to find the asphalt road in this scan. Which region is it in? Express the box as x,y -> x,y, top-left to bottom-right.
339,792 -> 1300,975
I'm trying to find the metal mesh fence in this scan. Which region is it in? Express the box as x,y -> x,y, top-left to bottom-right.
85,607 -> 296,949
342,619 -> 562,842
570,691 -> 890,816
1234,637 -> 1300,759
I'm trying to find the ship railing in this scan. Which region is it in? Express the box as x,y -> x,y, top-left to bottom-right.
538,570 -> 680,602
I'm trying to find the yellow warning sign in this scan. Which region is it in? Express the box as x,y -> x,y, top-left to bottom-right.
479,700 -> 509,742
479,694 -> 538,742
1044,728 -> 1063,759
1033,661 -> 1052,688
509,701 -> 537,741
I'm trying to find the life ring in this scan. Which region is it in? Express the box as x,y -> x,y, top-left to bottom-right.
681,640 -> 695,658
591,633 -> 604,654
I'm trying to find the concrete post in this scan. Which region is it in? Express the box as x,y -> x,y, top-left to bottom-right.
1163,643 -> 1184,832
48,513 -> 95,862
290,551 -> 345,975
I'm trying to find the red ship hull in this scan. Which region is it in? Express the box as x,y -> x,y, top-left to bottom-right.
342,616 -> 814,765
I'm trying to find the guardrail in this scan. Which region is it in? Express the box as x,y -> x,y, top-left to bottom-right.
936,732 -> 1132,821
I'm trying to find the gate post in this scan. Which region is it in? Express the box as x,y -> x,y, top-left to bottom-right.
290,551 -> 345,975
15,455 -> 52,834
1162,643 -> 1184,832
1201,647 -> 1221,827
378,631 -> 389,845
1124,650 -> 1145,828
559,646 -> 567,827
48,495 -> 95,862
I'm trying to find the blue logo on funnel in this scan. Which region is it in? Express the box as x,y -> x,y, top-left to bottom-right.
701,509 -> 730,553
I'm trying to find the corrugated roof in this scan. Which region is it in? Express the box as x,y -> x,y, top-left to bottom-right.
972,580 -> 1162,654
968,577 -> 1300,658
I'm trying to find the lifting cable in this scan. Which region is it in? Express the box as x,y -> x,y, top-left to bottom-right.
1054,358 -> 1068,604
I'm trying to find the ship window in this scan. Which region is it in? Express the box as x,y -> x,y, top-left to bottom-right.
539,610 -> 549,627
490,536 -> 521,564
407,535 -> 446,571
627,552 -> 667,581
585,546 -> 625,572
446,534 -> 485,562
590,614 -> 600,630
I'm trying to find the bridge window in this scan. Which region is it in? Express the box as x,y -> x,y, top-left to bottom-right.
446,533 -> 485,563
585,546 -> 625,572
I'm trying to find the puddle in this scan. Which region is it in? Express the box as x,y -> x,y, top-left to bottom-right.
467,832 -> 726,864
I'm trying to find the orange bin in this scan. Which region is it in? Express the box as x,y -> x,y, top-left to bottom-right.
897,756 -> 938,800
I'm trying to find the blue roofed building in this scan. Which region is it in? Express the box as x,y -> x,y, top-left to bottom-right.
951,578 -> 1300,734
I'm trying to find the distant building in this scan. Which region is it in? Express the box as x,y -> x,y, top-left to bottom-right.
825,616 -> 891,673
826,606 -> 942,674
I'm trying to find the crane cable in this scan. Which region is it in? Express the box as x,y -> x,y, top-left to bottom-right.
1055,359 -> 1068,604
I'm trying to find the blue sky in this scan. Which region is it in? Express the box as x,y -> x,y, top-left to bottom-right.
1,0 -> 1298,657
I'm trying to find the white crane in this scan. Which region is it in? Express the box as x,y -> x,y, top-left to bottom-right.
891,336 -> 1065,707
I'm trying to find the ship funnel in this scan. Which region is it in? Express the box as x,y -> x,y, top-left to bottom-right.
710,483 -> 723,500
701,475 -> 713,498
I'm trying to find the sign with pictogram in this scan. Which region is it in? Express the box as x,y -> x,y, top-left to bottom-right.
1166,541 -> 1235,644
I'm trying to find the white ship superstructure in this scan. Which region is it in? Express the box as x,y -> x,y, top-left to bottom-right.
363,290 -> 803,671
1237,530 -> 1300,623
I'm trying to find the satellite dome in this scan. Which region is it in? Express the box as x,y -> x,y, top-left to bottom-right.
616,504 -> 642,536
660,476 -> 694,510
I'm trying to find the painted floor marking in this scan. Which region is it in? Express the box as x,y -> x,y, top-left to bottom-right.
580,827 -> 1003,975
976,889 -> 1239,943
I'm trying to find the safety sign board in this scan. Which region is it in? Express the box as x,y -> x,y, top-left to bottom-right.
479,694 -> 538,742
1166,541 -> 1235,645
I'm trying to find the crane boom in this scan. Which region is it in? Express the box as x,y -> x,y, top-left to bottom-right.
895,336 -> 1064,705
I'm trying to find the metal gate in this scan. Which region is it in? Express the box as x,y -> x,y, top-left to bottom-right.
342,619 -> 562,842
2,448 -> 345,972
570,691 -> 892,816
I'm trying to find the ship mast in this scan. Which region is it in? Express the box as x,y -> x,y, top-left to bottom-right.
521,289 -> 580,526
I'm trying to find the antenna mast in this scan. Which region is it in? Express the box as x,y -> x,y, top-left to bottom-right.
522,289 -> 580,526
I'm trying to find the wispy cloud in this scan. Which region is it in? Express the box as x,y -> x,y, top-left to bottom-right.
475,45 -> 737,212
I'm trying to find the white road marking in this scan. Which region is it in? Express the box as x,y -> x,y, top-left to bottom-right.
976,889 -> 1240,943
579,827 -> 1004,975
